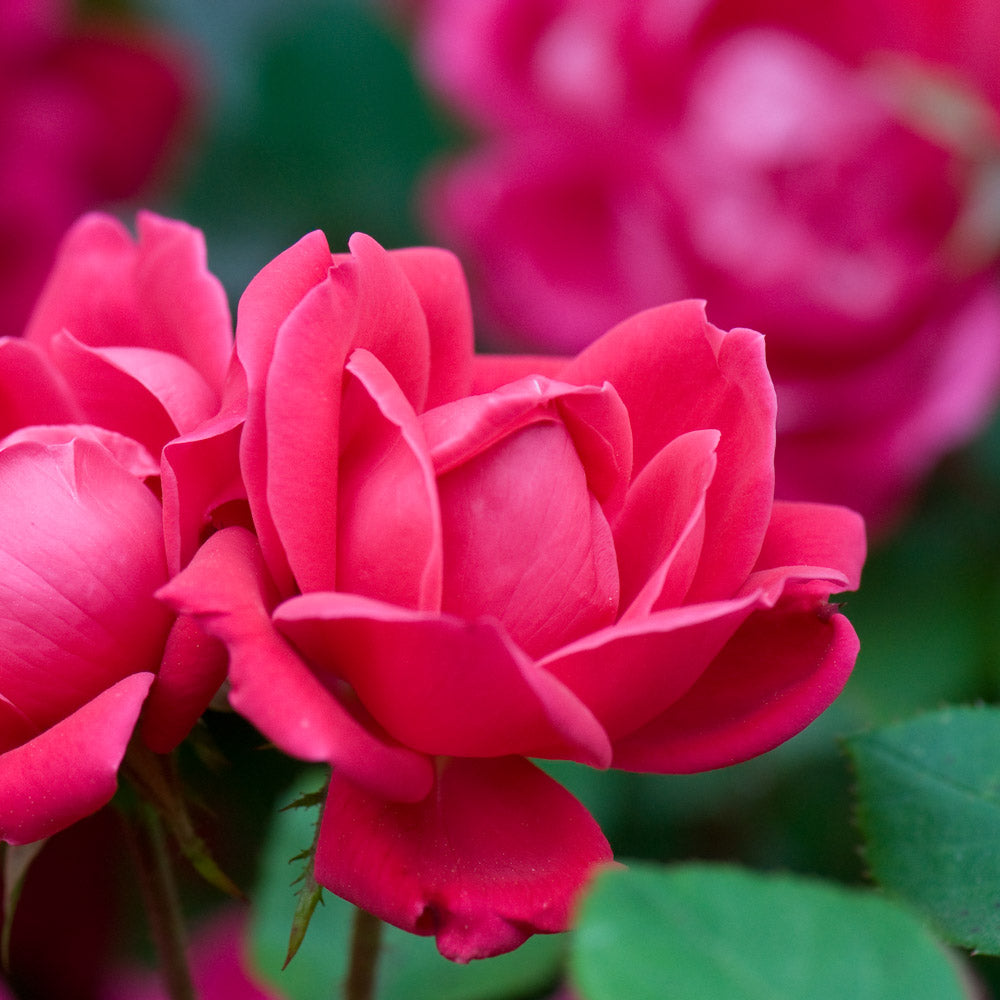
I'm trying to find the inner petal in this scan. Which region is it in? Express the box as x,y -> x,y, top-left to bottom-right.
437,421 -> 618,657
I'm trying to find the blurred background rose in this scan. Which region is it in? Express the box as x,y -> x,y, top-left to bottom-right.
405,0 -> 1000,528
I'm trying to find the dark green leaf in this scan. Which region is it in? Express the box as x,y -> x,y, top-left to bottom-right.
570,862 -> 968,1000
848,705 -> 1000,954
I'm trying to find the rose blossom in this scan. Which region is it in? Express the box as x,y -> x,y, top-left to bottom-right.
1,209 -> 241,570
412,0 -> 1000,528
161,231 -> 865,961
1,0 -> 190,333
0,212 -> 235,844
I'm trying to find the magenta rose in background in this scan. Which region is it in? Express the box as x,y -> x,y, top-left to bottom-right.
162,231 -> 865,962
0,212 -> 234,845
410,0 -> 1000,528
0,0 -> 190,333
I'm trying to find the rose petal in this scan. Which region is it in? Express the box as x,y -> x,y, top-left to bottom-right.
388,245 -> 475,407
541,596 -> 759,739
434,416 -> 619,657
47,331 -> 188,455
262,276 -> 350,593
424,374 -> 631,512
0,693 -> 37,755
0,672 -> 153,845
24,212 -> 231,392
237,229 -> 333,595
613,428 -> 719,614
610,605 -> 859,772
335,233 -> 433,412
276,591 -> 611,766
160,409 -> 246,575
315,756 -> 612,962
0,439 -> 171,730
560,303 -> 776,601
0,424 -> 158,479
141,614 -> 228,754
752,500 -> 867,593
0,337 -> 81,434
260,231 -> 444,594
157,527 -> 433,802
336,349 -> 442,610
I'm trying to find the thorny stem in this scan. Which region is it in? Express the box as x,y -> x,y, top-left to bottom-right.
344,906 -> 383,1000
121,800 -> 196,1000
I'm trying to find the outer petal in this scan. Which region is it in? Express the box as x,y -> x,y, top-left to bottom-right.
24,212 -> 231,392
237,229 -> 333,595
560,302 -> 776,601
315,756 -> 612,962
753,501 -> 866,593
388,245 -> 476,407
541,596 -> 759,740
52,332 -> 221,440
0,439 -> 172,731
261,276 -> 351,593
610,605 -> 860,773
275,591 -> 611,767
156,528 -> 433,803
46,332 -> 192,455
0,424 -> 158,479
0,672 -> 153,845
0,337 -> 81,434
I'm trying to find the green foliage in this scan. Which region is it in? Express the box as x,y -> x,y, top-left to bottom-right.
152,0 -> 456,303
570,862 -> 969,1000
848,705 -> 1000,955
279,785 -> 327,967
249,771 -> 564,1000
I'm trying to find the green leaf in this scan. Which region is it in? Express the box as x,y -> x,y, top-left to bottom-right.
249,770 -> 564,1000
570,862 -> 968,1000
281,782 -> 327,968
847,705 -> 1000,954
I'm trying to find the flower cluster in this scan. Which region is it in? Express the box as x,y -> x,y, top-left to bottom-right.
410,0 -> 1000,528
0,213 -> 864,962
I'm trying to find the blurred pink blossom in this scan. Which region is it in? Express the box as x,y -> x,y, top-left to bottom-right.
413,0 -> 1000,528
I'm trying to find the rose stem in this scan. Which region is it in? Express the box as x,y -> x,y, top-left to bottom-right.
122,799 -> 196,1000
344,906 -> 383,1000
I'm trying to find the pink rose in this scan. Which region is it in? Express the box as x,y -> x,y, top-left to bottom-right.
1,210 -> 240,569
0,212 -> 235,844
414,0 -> 1000,528
161,232 -> 865,961
0,0 -> 191,332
